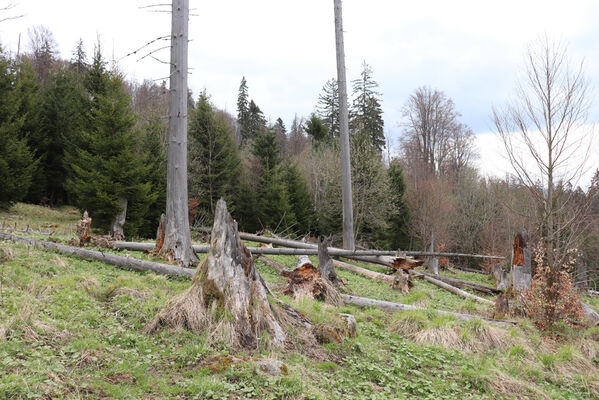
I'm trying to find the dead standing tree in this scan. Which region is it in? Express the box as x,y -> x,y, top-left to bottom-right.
153,0 -> 198,266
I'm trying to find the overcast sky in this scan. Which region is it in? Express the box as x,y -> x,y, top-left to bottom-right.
1,0 -> 598,183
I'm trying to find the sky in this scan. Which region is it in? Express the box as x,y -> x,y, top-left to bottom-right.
1,0 -> 598,183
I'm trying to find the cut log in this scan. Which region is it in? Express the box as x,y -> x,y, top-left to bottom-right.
110,196 -> 127,240
0,232 -> 193,278
407,270 -> 495,305
147,199 -> 287,348
318,237 -> 339,286
76,211 -> 92,247
341,294 -> 514,325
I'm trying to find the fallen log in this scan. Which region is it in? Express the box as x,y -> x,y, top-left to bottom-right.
332,259 -> 395,283
0,233 -> 193,278
195,228 -> 506,260
341,294 -> 514,325
406,270 -> 495,306
414,271 -> 503,295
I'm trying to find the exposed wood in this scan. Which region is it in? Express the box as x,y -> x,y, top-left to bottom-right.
414,270 -> 503,295
297,255 -> 313,269
391,256 -> 424,271
318,237 -> 339,286
162,0 -> 198,267
407,270 -> 495,305
0,233 -> 193,278
110,196 -> 127,240
76,211 -> 92,247
148,199 -> 286,348
341,294 -> 514,325
391,271 -> 412,295
511,232 -> 532,293
282,262 -> 340,305
334,0 -> 355,251
151,214 -> 166,255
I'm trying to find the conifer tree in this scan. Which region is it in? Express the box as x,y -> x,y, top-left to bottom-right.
248,99 -> 266,140
188,92 -> 241,223
385,160 -> 411,249
0,51 -> 35,208
65,72 -> 153,234
316,78 -> 340,139
351,61 -> 385,151
304,113 -> 329,146
281,162 -> 314,234
71,38 -> 87,76
237,76 -> 251,144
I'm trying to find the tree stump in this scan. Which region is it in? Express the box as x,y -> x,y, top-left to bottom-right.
511,232 -> 531,293
151,214 -> 166,257
317,237 -> 340,286
77,211 -> 92,247
110,197 -> 127,240
492,263 -> 509,291
392,271 -> 412,294
282,255 -> 341,305
147,199 -> 286,348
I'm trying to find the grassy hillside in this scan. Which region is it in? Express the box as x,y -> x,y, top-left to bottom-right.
1,204 -> 598,399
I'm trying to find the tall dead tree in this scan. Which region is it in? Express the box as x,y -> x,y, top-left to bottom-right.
334,0 -> 355,250
155,0 -> 198,266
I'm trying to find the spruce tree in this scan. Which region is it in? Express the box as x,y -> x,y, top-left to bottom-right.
281,162 -> 314,234
304,113 -> 329,146
351,61 -> 385,151
316,78 -> 340,139
385,160 -> 411,249
188,92 -> 241,223
237,76 -> 251,144
65,72 -> 152,234
248,100 -> 266,140
0,51 -> 35,208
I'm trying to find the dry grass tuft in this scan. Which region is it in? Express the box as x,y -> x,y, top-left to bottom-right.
489,369 -> 551,400
413,327 -> 462,349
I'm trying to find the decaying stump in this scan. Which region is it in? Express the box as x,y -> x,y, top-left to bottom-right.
110,197 -> 127,240
147,199 -> 286,348
492,263 -> 509,291
317,237 -> 340,286
77,211 -> 92,247
282,255 -> 341,304
511,232 -> 531,293
151,214 -> 166,256
392,271 -> 413,294
493,293 -> 510,319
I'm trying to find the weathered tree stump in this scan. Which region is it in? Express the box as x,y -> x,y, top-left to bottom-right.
392,271 -> 412,294
151,214 -> 166,257
317,237 -> 340,286
492,263 -> 509,291
110,197 -> 127,240
147,199 -> 286,348
77,211 -> 92,247
511,232 -> 531,293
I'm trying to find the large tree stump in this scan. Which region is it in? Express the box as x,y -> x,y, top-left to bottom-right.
511,232 -> 531,293
77,211 -> 92,247
147,199 -> 286,348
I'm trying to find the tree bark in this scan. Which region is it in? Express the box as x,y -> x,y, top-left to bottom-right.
511,232 -> 531,293
427,230 -> 439,274
110,197 -> 127,240
161,0 -> 198,267
318,237 -> 339,286
334,0 -> 355,251
341,294 -> 514,325
148,199 -> 286,348
76,211 -> 92,247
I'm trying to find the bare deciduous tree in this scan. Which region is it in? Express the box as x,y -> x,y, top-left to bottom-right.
493,37 -> 592,272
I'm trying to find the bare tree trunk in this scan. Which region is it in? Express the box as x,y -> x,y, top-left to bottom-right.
334,0 -> 355,251
427,229 -> 439,274
511,232 -> 531,293
161,0 -> 198,267
110,197 -> 127,240
407,270 -> 495,305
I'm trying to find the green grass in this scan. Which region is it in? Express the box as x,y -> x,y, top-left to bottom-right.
1,203 -> 598,399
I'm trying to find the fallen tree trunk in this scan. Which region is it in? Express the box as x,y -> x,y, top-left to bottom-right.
407,270 -> 495,305
194,228 -> 506,260
341,294 -> 513,325
0,233 -> 193,278
414,271 -> 503,295
332,259 -> 395,283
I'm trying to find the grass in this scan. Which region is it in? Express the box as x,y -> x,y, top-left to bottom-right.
1,203 -> 598,399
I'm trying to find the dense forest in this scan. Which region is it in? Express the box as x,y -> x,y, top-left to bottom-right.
1,27 -> 598,287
